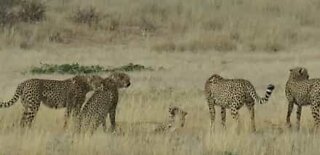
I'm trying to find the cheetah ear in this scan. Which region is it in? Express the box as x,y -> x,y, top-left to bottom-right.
169,105 -> 177,114
97,83 -> 104,90
71,78 -> 77,84
299,68 -> 305,74
183,111 -> 188,116
88,75 -> 94,80
168,105 -> 173,112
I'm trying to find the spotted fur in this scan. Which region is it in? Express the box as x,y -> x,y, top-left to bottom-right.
77,72 -> 130,134
204,74 -> 275,131
154,105 -> 188,133
0,75 -> 103,128
285,67 -> 320,130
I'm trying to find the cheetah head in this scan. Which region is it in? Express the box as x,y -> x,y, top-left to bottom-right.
72,75 -> 104,91
208,74 -> 224,83
289,67 -> 309,80
108,72 -> 131,88
87,75 -> 104,90
169,106 -> 188,127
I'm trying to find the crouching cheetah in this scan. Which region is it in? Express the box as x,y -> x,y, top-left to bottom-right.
154,105 -> 188,133
285,67 -> 320,130
204,74 -> 275,132
0,75 -> 103,128
77,72 -> 130,134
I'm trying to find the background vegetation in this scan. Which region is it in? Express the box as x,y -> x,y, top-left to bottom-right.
28,63 -> 153,74
1,0 -> 320,52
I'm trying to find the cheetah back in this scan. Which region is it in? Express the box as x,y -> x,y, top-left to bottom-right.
206,79 -> 255,108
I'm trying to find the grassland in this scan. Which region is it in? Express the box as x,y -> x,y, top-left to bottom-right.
1,0 -> 320,52
1,0 -> 320,155
1,48 -> 320,155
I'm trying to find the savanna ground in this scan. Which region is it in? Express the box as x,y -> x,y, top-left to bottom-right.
1,0 -> 320,155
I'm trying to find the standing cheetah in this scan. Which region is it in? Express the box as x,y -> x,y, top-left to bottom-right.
0,75 -> 103,128
154,105 -> 188,133
285,67 -> 320,130
77,72 -> 130,134
204,74 -> 275,131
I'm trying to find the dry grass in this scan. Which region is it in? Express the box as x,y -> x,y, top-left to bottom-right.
1,47 -> 320,155
152,31 -> 237,52
1,0 -> 320,51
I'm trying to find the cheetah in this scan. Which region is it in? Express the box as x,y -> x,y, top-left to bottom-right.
285,67 -> 320,130
204,74 -> 275,132
77,72 -> 130,134
0,75 -> 103,128
154,105 -> 188,133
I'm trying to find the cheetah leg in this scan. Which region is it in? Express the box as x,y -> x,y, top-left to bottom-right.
20,101 -> 40,128
89,122 -> 99,135
71,103 -> 82,122
208,101 -> 216,130
64,96 -> 75,129
296,105 -> 302,130
64,105 -> 72,129
102,119 -> 107,133
286,101 -> 294,128
220,107 -> 226,129
230,106 -> 240,133
64,97 -> 84,129
109,109 -> 117,132
311,104 -> 320,131
246,105 -> 256,132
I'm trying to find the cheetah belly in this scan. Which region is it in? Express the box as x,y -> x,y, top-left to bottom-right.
42,94 -> 67,109
41,89 -> 68,109
214,94 -> 245,109
42,100 -> 66,109
214,100 -> 232,108
294,94 -> 311,106
295,99 -> 311,106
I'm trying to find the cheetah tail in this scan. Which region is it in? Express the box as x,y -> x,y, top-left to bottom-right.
0,84 -> 23,108
259,84 -> 275,104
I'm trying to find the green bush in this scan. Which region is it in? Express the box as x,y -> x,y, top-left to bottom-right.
28,63 -> 154,75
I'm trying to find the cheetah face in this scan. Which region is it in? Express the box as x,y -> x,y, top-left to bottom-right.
109,72 -> 131,88
289,67 -> 309,80
169,106 -> 188,127
208,74 -> 224,83
87,75 -> 104,90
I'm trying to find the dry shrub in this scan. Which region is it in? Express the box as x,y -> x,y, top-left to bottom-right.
152,33 -> 237,52
152,40 -> 176,52
2,0 -> 320,51
243,25 -> 299,52
18,0 -> 46,23
100,15 -> 120,31
248,40 -> 285,53
0,0 -> 45,27
0,0 -> 20,27
0,8 -> 19,27
179,34 -> 237,52
202,19 -> 224,31
71,7 -> 100,27
48,32 -> 64,43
